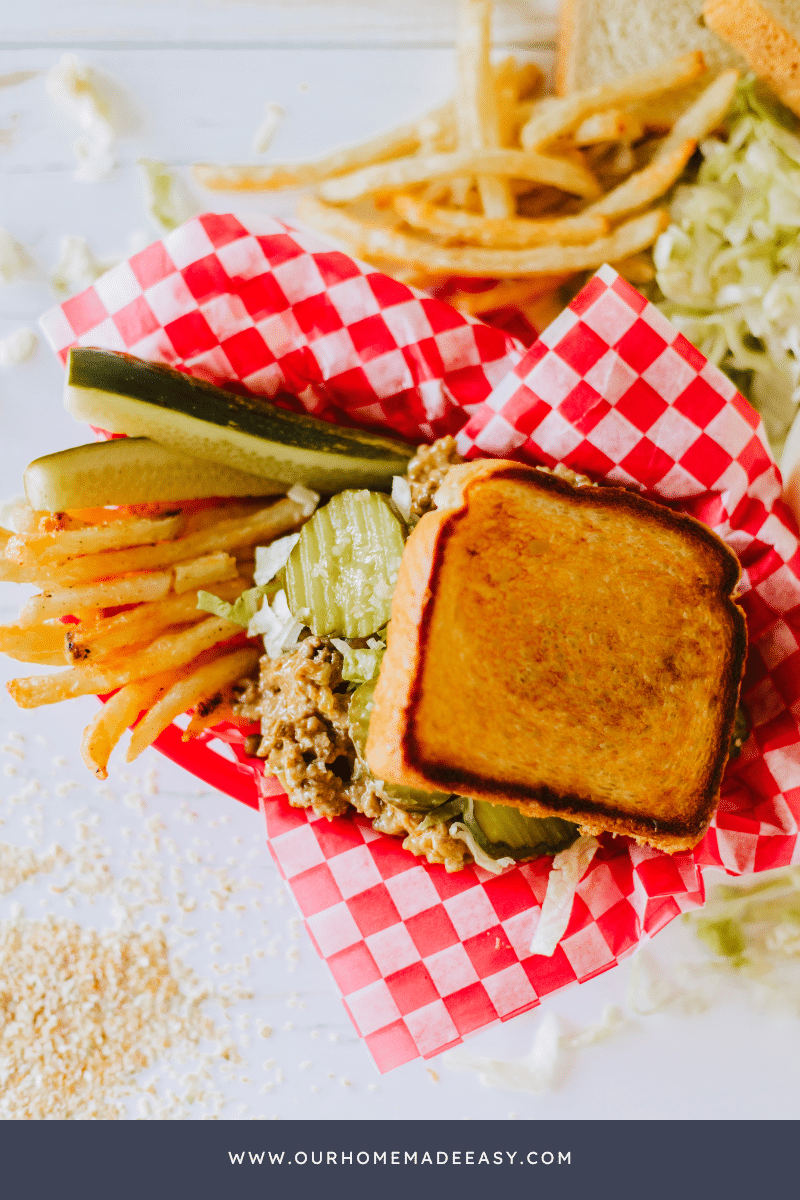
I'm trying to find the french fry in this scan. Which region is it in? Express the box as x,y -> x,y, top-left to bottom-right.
456,0 -> 515,219
80,669 -> 185,779
7,512 -> 185,568
182,696 -> 240,739
318,148 -> 601,204
193,101 -> 455,191
18,570 -> 173,626
447,275 -> 573,315
0,620 -> 69,666
64,577 -> 248,663
519,51 -> 706,149
298,194 -> 669,277
573,109 -> 646,146
126,647 -> 260,762
393,193 -> 609,247
7,616 -> 242,708
31,498 -> 303,587
173,551 -> 238,595
586,138 -> 696,219
586,71 -> 739,221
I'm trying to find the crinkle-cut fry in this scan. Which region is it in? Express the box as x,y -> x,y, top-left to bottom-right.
573,109 -> 646,146
7,616 -> 241,708
126,647 -> 260,763
172,551 -> 238,595
456,0 -> 514,219
193,100 -> 455,191
19,570 -> 173,626
64,576 -> 248,663
298,194 -> 669,277
7,512 -> 185,568
81,669 -> 184,780
447,274 -> 573,315
586,71 -> 739,222
32,498 -> 304,587
393,193 -> 609,247
317,147 -> 601,203
0,620 -> 69,666
520,51 -> 706,149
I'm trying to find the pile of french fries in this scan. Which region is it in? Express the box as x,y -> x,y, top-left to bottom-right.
0,496 -> 305,779
194,0 -> 739,324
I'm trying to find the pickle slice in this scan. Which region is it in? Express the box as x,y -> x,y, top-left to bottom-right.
471,800 -> 578,860
285,489 -> 405,638
348,679 -> 451,812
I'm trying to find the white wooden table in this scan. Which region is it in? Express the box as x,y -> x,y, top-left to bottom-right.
1,0 -> 799,1121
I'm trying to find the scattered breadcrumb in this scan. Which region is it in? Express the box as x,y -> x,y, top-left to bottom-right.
0,915 -> 238,1119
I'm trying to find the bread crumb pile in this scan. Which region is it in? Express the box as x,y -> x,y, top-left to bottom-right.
0,915 -> 238,1119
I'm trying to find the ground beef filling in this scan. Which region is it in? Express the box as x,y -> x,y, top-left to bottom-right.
405,435 -> 464,525
249,635 -> 468,872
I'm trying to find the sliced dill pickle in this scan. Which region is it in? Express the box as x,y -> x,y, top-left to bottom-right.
471,800 -> 578,860
348,679 -> 451,812
285,489 -> 405,638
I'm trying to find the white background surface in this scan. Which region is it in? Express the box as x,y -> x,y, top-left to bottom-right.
1,0 -> 799,1121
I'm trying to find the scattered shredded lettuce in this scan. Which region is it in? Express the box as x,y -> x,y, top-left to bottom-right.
251,588 -> 304,658
286,483 -> 320,518
654,76 -> 800,457
444,1012 -> 566,1094
253,101 -> 284,154
45,53 -> 118,182
391,475 -> 412,524
0,229 -> 34,285
253,532 -> 300,587
330,637 -> 385,684
0,328 -> 37,366
50,234 -> 117,297
529,835 -> 599,956
196,584 -> 275,629
139,160 -> 201,232
448,820 -> 516,875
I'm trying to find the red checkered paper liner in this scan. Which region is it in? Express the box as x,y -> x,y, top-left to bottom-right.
40,220 -> 800,1073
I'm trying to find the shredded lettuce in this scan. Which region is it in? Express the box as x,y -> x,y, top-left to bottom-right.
251,588 -> 304,658
654,76 -> 800,457
196,583 -> 277,628
0,328 -> 37,366
253,532 -> 300,587
330,637 -> 385,684
0,229 -> 34,285
253,101 -> 284,154
50,234 -> 116,297
46,53 -> 118,183
529,836 -> 599,956
139,160 -> 200,232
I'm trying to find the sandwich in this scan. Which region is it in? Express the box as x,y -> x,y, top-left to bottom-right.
365,458 -> 747,854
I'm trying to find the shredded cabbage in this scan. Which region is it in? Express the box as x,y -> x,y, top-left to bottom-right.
529,835 -> 599,956
330,638 -> 385,684
0,328 -> 37,366
138,160 -> 200,232
0,229 -> 34,285
253,532 -> 301,587
654,77 -> 800,457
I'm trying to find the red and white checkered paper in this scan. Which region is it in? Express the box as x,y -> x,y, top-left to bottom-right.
41,216 -> 800,1073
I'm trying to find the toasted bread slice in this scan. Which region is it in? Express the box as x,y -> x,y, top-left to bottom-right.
704,0 -> 800,117
557,0 -> 746,126
366,460 -> 746,853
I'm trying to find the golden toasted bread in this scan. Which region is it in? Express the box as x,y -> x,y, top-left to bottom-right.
365,460 -> 746,853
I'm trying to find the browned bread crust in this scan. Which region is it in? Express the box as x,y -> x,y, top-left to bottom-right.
366,460 -> 747,854
704,0 -> 800,116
